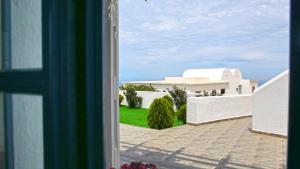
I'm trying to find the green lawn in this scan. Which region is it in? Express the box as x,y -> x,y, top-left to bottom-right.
120,106 -> 183,128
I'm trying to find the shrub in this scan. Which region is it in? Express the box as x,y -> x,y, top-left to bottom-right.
119,84 -> 125,90
177,104 -> 187,124
211,90 -> 217,96
203,90 -> 209,96
134,84 -> 156,91
162,95 -> 173,106
168,86 -> 187,110
119,94 -> 124,105
136,96 -> 143,108
147,98 -> 174,130
162,95 -> 175,117
123,86 -> 143,108
120,84 -> 156,91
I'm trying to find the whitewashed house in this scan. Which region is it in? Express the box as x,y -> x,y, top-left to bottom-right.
124,68 -> 257,96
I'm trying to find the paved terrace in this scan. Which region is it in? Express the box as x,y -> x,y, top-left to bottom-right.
120,117 -> 287,169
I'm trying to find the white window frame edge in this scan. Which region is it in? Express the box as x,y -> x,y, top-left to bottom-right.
103,0 -> 120,168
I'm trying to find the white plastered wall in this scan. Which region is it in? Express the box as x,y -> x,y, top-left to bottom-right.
252,70 -> 289,136
187,95 -> 252,124
241,80 -> 252,94
119,90 -> 169,109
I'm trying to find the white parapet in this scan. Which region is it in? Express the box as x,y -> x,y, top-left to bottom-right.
187,95 -> 252,125
119,90 -> 169,109
252,70 -> 289,136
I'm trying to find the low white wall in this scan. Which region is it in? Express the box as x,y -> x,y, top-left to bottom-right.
241,80 -> 252,94
119,90 -> 169,109
252,70 -> 289,136
187,95 -> 252,124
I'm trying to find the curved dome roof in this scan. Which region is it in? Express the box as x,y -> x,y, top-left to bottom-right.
230,69 -> 242,79
183,68 -> 233,81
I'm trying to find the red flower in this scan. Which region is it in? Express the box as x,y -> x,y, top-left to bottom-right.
118,161 -> 157,169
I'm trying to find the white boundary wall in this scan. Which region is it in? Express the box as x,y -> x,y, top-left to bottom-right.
252,70 -> 289,136
119,90 -> 169,109
187,95 -> 252,124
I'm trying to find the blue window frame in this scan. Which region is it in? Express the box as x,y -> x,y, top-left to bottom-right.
1,0 -> 104,169
287,0 -> 300,168
0,0 -> 299,169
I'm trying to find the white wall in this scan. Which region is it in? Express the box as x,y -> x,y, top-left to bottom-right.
252,70 -> 289,136
187,95 -> 252,124
241,80 -> 252,94
119,90 -> 169,108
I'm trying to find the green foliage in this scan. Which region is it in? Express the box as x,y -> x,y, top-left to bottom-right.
123,86 -> 143,108
162,95 -> 173,107
177,104 -> 187,124
197,90 -> 222,97
120,84 -> 156,91
147,98 -> 174,130
168,86 -> 187,110
119,84 -> 125,90
120,106 -> 183,128
211,90 -> 217,96
162,95 -> 175,117
136,96 -> 143,108
119,94 -> 124,105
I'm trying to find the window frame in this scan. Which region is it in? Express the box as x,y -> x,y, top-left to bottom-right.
287,0 -> 300,168
1,0 -> 105,169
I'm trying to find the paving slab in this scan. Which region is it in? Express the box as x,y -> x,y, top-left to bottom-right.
120,117 -> 287,169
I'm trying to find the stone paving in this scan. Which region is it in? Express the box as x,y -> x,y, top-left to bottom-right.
120,117 -> 287,169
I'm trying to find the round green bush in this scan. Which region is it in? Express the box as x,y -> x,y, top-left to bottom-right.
162,95 -> 175,118
177,104 -> 187,124
162,95 -> 173,106
119,94 -> 124,105
147,98 -> 174,130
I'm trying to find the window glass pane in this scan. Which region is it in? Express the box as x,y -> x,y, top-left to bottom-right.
11,94 -> 44,169
10,0 -> 42,69
0,94 -> 5,169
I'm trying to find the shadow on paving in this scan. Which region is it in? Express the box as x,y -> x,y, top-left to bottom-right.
120,141 -> 273,169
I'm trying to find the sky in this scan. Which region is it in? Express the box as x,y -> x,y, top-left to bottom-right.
119,0 -> 289,84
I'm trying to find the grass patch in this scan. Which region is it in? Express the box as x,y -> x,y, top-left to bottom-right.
120,106 -> 183,128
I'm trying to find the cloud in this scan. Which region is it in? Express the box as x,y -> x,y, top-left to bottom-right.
240,52 -> 269,61
120,0 -> 290,82
143,19 -> 185,32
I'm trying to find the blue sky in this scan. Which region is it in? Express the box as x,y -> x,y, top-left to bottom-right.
120,0 -> 289,84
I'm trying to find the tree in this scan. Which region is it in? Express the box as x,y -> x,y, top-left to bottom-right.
177,104 -> 187,124
147,98 -> 174,130
123,85 -> 143,108
168,86 -> 187,110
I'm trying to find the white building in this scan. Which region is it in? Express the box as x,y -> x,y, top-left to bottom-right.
252,70 -> 289,136
124,68 -> 257,96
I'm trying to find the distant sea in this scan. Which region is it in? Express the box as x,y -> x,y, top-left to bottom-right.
120,78 -> 270,87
